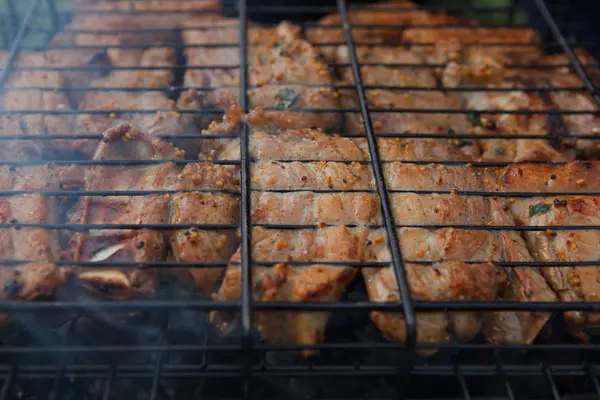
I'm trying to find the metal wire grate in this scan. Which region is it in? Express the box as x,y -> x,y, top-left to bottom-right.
0,0 -> 599,399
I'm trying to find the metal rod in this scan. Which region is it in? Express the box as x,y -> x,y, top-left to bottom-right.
337,0 -> 416,391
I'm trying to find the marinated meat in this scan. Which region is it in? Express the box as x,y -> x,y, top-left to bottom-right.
252,192 -> 381,225
368,162 -> 557,346
177,17 -> 342,132
306,1 -> 457,61
211,226 -> 364,356
251,160 -> 374,191
523,53 -> 600,158
363,261 -> 504,350
498,161 -> 600,193
403,26 -> 541,65
435,45 -> 569,163
2,53 -> 73,151
0,164 -> 84,319
76,47 -> 197,155
336,45 -> 437,87
510,196 -> 600,340
339,89 -> 480,159
66,124 -> 239,299
63,0 -> 218,67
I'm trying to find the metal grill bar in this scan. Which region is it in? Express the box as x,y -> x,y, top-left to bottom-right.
237,0 -> 254,396
337,0 -> 415,392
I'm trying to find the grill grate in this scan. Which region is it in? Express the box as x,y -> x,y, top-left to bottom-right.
0,0 -> 599,399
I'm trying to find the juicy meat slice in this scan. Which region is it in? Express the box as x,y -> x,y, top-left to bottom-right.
67,124 -> 240,299
511,196 -> 600,339
340,89 -> 480,159
76,47 -> 197,155
460,79 -> 568,163
524,58 -> 600,157
336,45 -> 437,88
209,118 -> 476,163
251,160 -> 374,191
2,53 -> 74,154
383,162 -> 488,191
306,1 -> 457,61
166,167 -> 240,294
211,226 -> 365,356
67,124 -> 180,300
252,191 -> 381,225
182,84 -> 341,133
498,161 -> 600,193
403,26 -> 541,64
363,261 -> 504,350
218,128 -> 370,161
0,164 -> 81,318
178,17 -> 342,132
62,0 -> 211,67
373,164 -> 557,346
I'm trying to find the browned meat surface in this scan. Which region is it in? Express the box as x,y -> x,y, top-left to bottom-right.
339,89 -> 480,159
66,124 -> 239,299
64,0 -> 220,67
363,261 -> 504,350
0,164 -> 84,321
75,47 -> 198,155
252,192 -> 381,225
211,226 -> 365,356
511,196 -> 600,339
498,161 -> 600,193
251,160 -> 374,191
368,162 -> 558,347
177,17 -> 341,132
306,1 -> 457,61
2,53 -> 73,149
336,45 -> 437,87
434,45 -> 570,163
403,26 -> 541,65
519,53 -> 600,158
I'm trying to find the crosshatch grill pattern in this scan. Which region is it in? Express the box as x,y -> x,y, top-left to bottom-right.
0,0 -> 600,399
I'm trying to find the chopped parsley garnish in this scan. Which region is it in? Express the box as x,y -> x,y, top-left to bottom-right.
447,128 -> 456,134
275,88 -> 299,110
495,147 -> 505,155
362,52 -> 372,60
258,56 -> 268,65
529,202 -> 551,217
468,112 -> 483,127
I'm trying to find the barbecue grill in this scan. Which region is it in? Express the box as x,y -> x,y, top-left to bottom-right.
0,0 -> 599,399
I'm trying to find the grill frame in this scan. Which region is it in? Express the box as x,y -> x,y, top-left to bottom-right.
0,0 -> 599,399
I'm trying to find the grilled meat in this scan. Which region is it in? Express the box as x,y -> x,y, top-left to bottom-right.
76,47 -> 197,155
0,164 -> 84,322
403,26 -> 541,65
252,192 -> 381,226
251,160 -> 374,191
211,226 -> 364,356
2,53 -> 74,156
509,194 -> 600,340
66,124 -> 239,299
368,162 -> 558,346
306,1 -> 457,61
177,17 -> 342,132
339,89 -> 480,159
363,261 -> 504,351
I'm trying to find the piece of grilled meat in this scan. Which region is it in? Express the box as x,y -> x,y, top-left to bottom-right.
177,16 -> 342,133
66,124 -> 239,299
